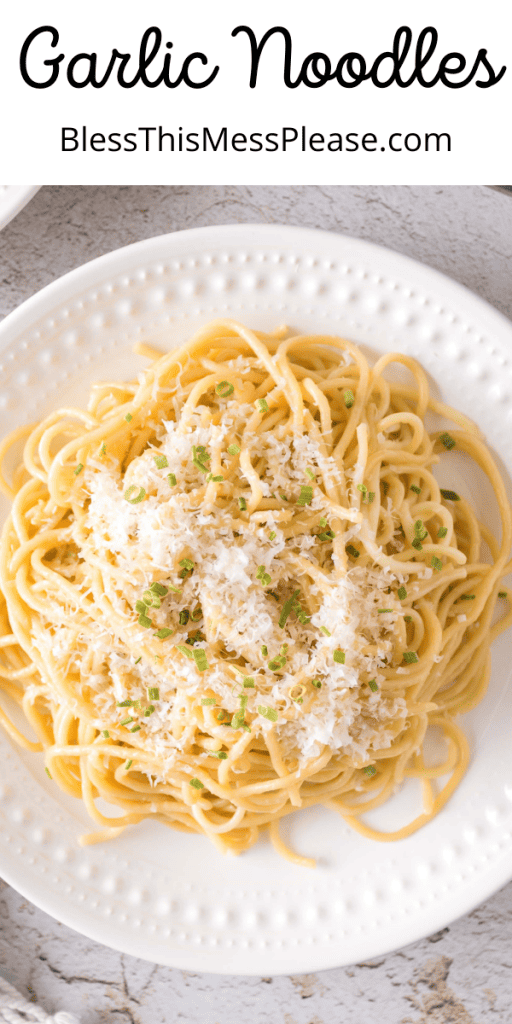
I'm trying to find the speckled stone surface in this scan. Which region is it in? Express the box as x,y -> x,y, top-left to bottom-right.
1,185 -> 512,1024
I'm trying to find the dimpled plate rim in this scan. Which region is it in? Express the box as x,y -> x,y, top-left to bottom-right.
0,224 -> 511,975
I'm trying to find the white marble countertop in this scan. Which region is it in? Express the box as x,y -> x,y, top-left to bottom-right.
1,185 -> 512,1024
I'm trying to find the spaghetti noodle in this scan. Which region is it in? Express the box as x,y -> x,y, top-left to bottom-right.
0,319 -> 511,864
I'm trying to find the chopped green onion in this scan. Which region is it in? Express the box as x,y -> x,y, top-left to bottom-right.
344,389 -> 355,408
357,484 -> 367,495
410,485 -> 421,495
227,443 -> 240,456
367,492 -> 375,503
238,497 -> 247,511
176,644 -> 193,659
130,725 -> 141,733
382,481 -> 389,495
230,708 -> 246,730
201,697 -> 217,706
440,432 -> 456,450
208,750 -> 228,760
74,463 -> 83,476
403,651 -> 419,664
134,656 -> 142,665
117,699 -> 135,707
431,556 -> 443,572
120,717 -> 133,727
102,730 -> 110,738
144,706 -> 155,717
154,627 -> 174,640
151,582 -> 168,597
147,687 -> 159,700
296,485 -> 313,507
498,591 -> 508,599
306,468 -> 315,480
459,594 -> 475,600
190,606 -> 202,621
125,413 -> 133,422
261,645 -> 268,657
154,454 -> 169,469
193,458 -> 208,474
333,649 -> 345,664
216,710 -> 228,721
168,473 -> 177,487
318,531 -> 336,542
269,531 -> 276,541
179,610 -> 190,626
378,609 -> 393,614
99,443 -> 106,456
414,520 -> 428,541
319,517 -> 328,528
311,679 -> 322,689
125,485 -> 146,504
45,767 -> 52,779
320,626 -> 331,636
268,657 -> 286,672
257,398 -> 269,413
179,558 -> 194,571
404,615 -> 413,623
363,765 -> 377,777
138,613 -> 153,628
279,589 -> 300,628
211,475 -> 224,483
243,677 -> 255,688
190,778 -> 204,789
280,494 -> 288,501
397,586 -> 407,600
135,600 -> 147,614
412,539 -> 423,551
440,489 -> 460,501
216,381 -> 234,397
193,648 -> 209,672
124,760 -> 133,770
346,544 -> 360,559
258,705 -> 278,722
256,565 -> 272,586
368,679 -> 379,692
437,526 -> 448,538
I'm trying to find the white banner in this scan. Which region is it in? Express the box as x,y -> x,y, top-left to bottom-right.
1,0 -> 510,184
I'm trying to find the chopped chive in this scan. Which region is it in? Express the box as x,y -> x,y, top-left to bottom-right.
367,679 -> 379,692
190,606 -> 202,621
441,489 -> 460,501
357,484 -> 367,495
397,586 -> 407,600
102,730 -> 110,738
257,398 -> 269,413
378,609 -> 393,614
410,485 -> 421,495
120,717 -> 133,726
319,517 -> 328,528
211,475 -> 224,483
45,767 -> 52,779
280,494 -> 288,501
125,485 -> 146,504
320,626 -> 331,636
431,556 -> 443,572
403,651 -> 419,664
231,708 -> 246,730
125,413 -> 133,422
346,544 -> 360,558
179,558 -> 194,571
154,454 -> 169,469
99,442 -> 106,455
209,750 -> 228,759
404,615 -> 413,623
176,643 -> 193,659
440,432 -> 456,450
311,679 -> 322,688
148,687 -> 160,700
411,538 -> 423,551
368,492 -> 375,503
459,595 -> 475,600
154,628 -> 174,640
117,699 -> 135,707
144,705 -> 155,716
193,648 -> 209,672
216,710 -> 228,721
179,610 -> 190,626
256,565 -> 272,586
279,589 -> 300,628
193,458 -> 209,474
190,777 -> 204,789
306,468 -> 315,480
333,649 -> 345,664
258,705 -> 278,722
269,531 -> 276,541
74,463 -> 84,476
134,656 -> 142,665
138,613 -> 153,628
261,645 -> 268,657
296,485 -> 313,507
130,725 -> 141,733
135,600 -> 147,614
344,389 -> 355,408
318,531 -> 336,542
243,677 -> 255,688
437,526 -> 448,538
201,697 -> 217,706
382,481 -> 389,495
124,760 -> 133,770
227,443 -> 240,456
238,497 -> 247,511
168,473 -> 177,487
216,381 -> 234,397
414,520 -> 428,540
498,591 -> 508,599
150,582 -> 168,597
363,765 -> 377,777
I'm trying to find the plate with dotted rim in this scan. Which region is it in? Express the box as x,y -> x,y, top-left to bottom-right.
0,187 -> 39,232
0,224 -> 511,974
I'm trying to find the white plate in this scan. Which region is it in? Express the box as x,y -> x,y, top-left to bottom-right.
1,225 -> 512,975
0,186 -> 39,231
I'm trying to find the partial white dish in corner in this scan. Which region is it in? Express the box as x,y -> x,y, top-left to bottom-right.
0,224 -> 511,975
0,186 -> 39,231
